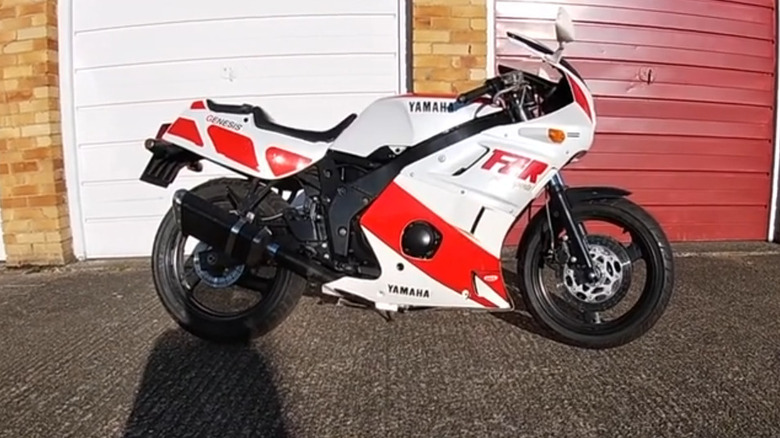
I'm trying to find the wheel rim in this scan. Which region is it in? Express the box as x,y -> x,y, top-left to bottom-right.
530,210 -> 666,335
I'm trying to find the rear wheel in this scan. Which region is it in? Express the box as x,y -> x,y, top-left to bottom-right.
517,196 -> 675,349
151,178 -> 306,344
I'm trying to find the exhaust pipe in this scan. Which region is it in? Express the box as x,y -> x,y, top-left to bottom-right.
172,189 -> 338,282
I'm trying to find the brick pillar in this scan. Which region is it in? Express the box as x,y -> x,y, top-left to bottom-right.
412,0 -> 488,94
0,0 -> 74,266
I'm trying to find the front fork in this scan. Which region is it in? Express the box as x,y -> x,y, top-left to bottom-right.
546,174 -> 597,281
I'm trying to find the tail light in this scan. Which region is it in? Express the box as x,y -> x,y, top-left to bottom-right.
266,147 -> 313,176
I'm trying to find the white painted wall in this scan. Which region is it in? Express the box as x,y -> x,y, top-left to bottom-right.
59,0 -> 407,259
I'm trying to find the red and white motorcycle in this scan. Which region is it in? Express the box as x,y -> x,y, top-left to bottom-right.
139,9 -> 674,349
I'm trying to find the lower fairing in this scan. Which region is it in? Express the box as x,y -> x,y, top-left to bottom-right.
321,177 -> 517,311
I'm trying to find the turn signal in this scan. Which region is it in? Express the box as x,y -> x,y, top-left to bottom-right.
548,128 -> 566,144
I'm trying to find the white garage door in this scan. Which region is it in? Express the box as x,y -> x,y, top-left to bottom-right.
59,0 -> 407,259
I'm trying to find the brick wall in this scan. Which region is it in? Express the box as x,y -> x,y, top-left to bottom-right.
412,0 -> 488,94
0,0 -> 73,266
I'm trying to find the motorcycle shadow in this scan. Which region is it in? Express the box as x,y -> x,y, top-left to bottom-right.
121,329 -> 288,438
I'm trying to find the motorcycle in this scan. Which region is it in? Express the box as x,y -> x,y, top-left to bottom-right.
138,8 -> 674,349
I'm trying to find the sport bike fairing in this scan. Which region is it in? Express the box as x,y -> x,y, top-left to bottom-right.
157,36 -> 596,312
325,72 -> 595,310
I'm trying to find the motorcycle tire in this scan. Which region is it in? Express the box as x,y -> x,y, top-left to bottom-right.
517,196 -> 675,349
151,178 -> 307,344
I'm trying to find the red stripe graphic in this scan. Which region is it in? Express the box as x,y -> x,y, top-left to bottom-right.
190,100 -> 206,110
567,74 -> 592,121
207,125 -> 258,170
167,118 -> 203,147
360,182 -> 507,308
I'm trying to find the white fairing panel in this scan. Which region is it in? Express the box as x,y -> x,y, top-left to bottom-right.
331,95 -> 501,156
404,103 -> 594,218
160,102 -> 330,180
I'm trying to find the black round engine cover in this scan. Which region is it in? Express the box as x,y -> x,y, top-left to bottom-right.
401,221 -> 442,259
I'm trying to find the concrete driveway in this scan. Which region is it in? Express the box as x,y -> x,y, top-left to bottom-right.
1,243 -> 779,438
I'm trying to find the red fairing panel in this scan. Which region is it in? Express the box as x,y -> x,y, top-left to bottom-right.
206,125 -> 258,170
360,182 -> 508,308
167,118 -> 203,147
567,74 -> 593,121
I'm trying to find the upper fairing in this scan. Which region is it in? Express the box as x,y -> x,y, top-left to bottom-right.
330,95 -> 502,157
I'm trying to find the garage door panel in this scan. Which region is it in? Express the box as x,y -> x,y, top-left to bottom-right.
594,117 -> 771,140
642,211 -> 769,241
74,93 -> 387,146
73,15 -> 398,70
592,99 -> 772,124
497,39 -> 773,73
507,204 -> 770,243
497,0 -> 772,24
562,169 -> 771,193
496,20 -> 774,57
73,0 -> 397,33
76,143 -> 209,187
498,57 -> 775,93
649,205 -> 770,224
74,55 -> 398,107
498,57 -> 774,91
495,3 -> 772,39
571,152 -> 772,174
79,144 -> 256,186
565,168 -> 771,209
624,188 -> 771,207
82,218 -> 165,258
79,177 -> 216,222
586,81 -> 772,106
592,135 -> 772,159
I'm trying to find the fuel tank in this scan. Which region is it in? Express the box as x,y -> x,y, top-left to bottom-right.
330,94 -> 501,157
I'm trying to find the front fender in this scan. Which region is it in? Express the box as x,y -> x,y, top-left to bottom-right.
564,186 -> 632,204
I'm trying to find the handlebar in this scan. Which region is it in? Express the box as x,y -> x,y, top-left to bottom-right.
454,77 -> 503,107
450,71 -> 526,112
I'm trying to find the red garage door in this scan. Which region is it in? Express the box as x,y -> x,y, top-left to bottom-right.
495,0 -> 777,241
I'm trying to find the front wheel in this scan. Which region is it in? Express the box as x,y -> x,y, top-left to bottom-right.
517,196 -> 675,349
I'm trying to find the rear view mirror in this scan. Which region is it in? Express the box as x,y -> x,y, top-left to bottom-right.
555,8 -> 575,44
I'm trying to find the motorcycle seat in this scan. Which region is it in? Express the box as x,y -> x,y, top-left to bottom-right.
205,99 -> 357,143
